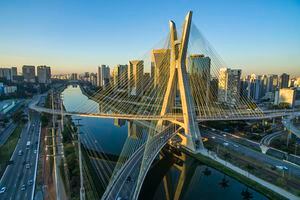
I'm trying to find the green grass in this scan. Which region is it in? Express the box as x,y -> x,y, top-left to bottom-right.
183,149 -> 288,200
0,124 -> 23,177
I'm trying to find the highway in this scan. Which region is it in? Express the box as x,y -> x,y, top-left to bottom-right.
260,130 -> 285,146
102,125 -> 179,200
0,111 -> 41,200
283,116 -> 300,138
200,129 -> 300,177
0,122 -> 17,146
29,94 -> 300,122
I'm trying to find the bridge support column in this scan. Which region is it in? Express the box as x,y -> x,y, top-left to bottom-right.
158,11 -> 203,152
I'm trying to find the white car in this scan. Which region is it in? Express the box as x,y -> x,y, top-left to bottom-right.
21,184 -> 26,191
0,187 -> 7,194
276,165 -> 288,170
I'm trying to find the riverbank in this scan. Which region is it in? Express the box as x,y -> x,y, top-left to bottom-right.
182,147 -> 300,200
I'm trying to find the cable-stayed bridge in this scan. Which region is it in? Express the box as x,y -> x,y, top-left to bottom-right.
30,11 -> 300,200
30,100 -> 300,122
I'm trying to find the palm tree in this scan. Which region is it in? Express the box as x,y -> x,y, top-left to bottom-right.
223,152 -> 231,166
241,164 -> 254,199
245,164 -> 254,178
206,146 -> 213,155
241,187 -> 253,199
219,176 -> 229,189
202,167 -> 212,176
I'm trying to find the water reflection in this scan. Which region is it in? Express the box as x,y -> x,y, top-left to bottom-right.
62,85 -> 267,200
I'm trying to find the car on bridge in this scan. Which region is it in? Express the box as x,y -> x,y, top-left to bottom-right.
0,187 -> 7,194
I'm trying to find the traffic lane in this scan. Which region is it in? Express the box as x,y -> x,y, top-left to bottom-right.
200,127 -> 261,150
12,122 -> 35,200
3,118 -> 38,199
20,117 -> 40,200
203,128 -> 285,155
0,123 -> 30,199
15,118 -> 39,200
202,130 -> 300,176
0,122 -> 17,146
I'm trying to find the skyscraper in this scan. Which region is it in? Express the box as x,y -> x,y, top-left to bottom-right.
151,49 -> 170,87
209,77 -> 218,102
218,68 -> 241,105
11,67 -> 17,78
89,73 -> 97,86
188,54 -> 211,102
70,73 -> 78,80
266,74 -> 278,93
128,60 -> 144,96
260,74 -> 268,98
97,65 -> 110,88
246,74 -> 262,101
22,65 -> 36,83
37,65 -> 51,84
279,73 -> 290,89
0,68 -> 13,81
113,64 -> 128,89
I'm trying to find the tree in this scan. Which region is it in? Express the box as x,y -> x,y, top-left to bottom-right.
245,164 -> 254,178
219,176 -> 229,189
202,167 -> 212,176
41,114 -> 50,127
223,152 -> 231,166
241,188 -> 253,200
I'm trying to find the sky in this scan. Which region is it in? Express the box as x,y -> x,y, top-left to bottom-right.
0,0 -> 299,76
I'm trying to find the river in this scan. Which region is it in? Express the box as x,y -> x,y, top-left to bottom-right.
62,84 -> 267,200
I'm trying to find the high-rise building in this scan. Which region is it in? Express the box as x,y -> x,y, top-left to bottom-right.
151,49 -> 170,87
97,65 -> 110,88
218,68 -> 241,105
113,64 -> 128,88
22,65 -> 36,83
188,54 -> 211,102
209,77 -> 218,102
246,74 -> 262,101
279,73 -> 290,89
260,75 -> 268,98
266,74 -> 278,93
0,68 -> 13,81
37,65 -> 51,84
11,67 -> 17,77
89,73 -> 97,86
128,60 -> 144,96
70,73 -> 78,80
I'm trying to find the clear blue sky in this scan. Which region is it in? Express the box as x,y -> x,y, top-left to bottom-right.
0,0 -> 299,76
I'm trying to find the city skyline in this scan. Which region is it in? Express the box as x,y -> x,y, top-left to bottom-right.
0,0 -> 300,76
0,7 -> 300,200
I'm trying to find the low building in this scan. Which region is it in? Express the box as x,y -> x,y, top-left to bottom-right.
0,83 -> 17,95
4,86 -> 17,94
274,88 -> 300,107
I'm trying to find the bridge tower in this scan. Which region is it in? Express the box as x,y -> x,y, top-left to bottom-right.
159,11 -> 203,152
